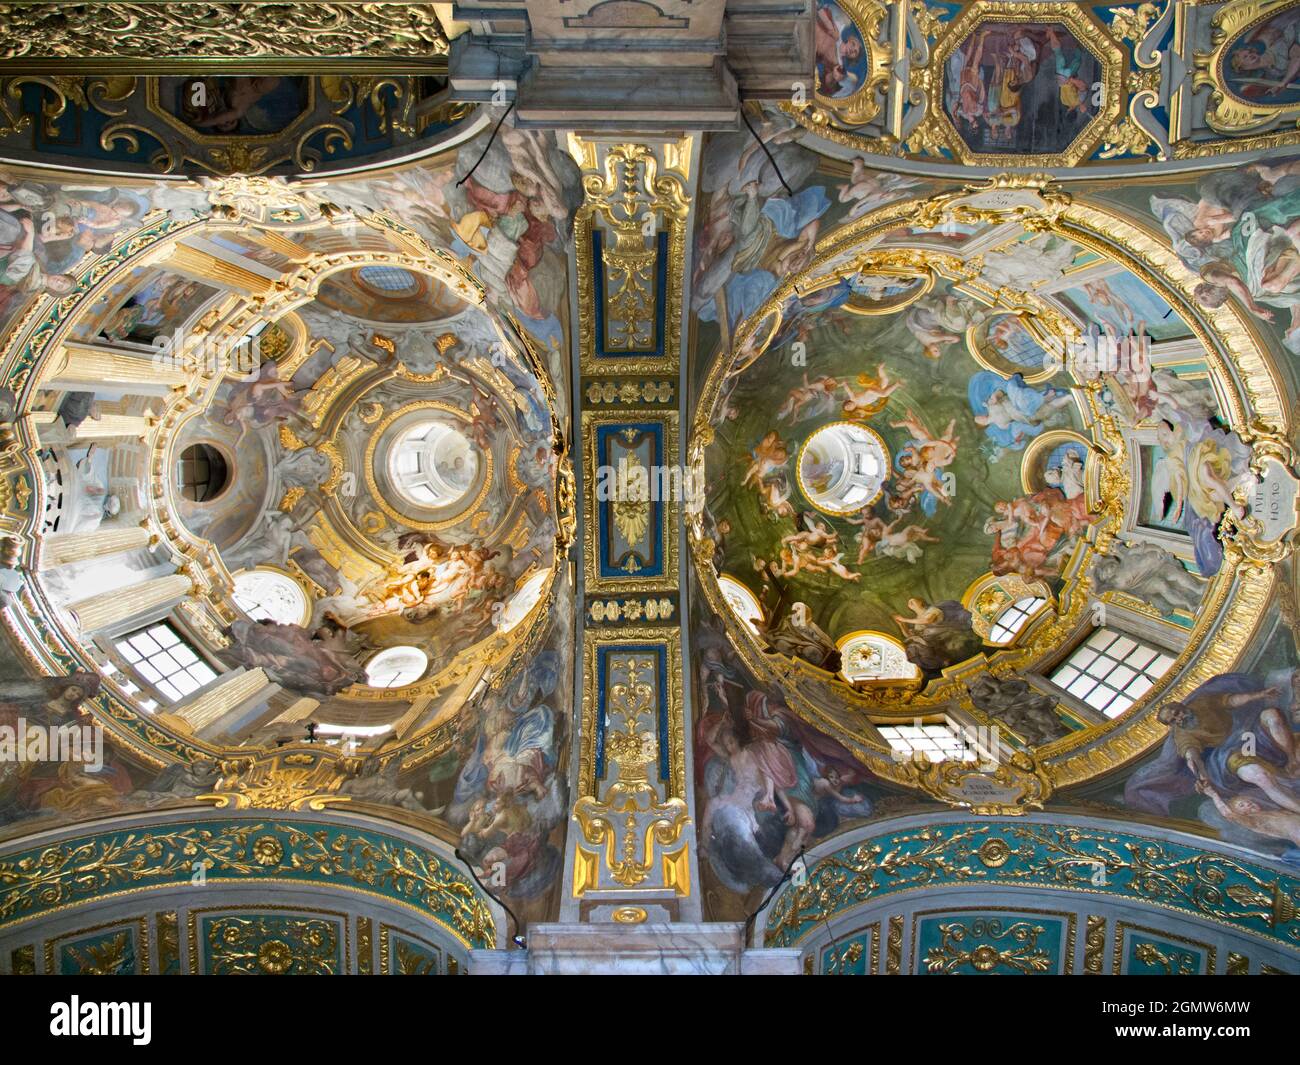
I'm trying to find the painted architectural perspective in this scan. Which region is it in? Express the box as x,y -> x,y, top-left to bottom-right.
0,0 -> 1298,982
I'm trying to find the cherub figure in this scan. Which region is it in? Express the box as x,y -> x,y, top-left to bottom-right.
777,374 -> 840,422
890,409 -> 959,469
757,476 -> 795,518
743,430 -> 789,487
771,516 -> 861,582
893,597 -> 944,631
853,512 -> 938,564
836,158 -> 920,219
841,364 -> 902,419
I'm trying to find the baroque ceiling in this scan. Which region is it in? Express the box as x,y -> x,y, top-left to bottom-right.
0,0 -> 1298,978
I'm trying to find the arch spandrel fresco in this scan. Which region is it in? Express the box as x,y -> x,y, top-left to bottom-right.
0,1 -> 1298,980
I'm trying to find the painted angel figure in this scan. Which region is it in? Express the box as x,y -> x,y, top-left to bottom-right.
890,409 -> 959,469
743,430 -> 790,488
836,159 -> 921,219
968,371 -> 1073,452
776,374 -> 841,422
841,364 -> 902,419
904,294 -> 988,360
853,512 -> 937,565
979,233 -> 1076,290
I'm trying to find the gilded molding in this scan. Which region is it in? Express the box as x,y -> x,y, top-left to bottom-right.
1084,914 -> 1106,974
582,409 -> 679,594
0,3 -> 450,69
764,821 -> 1300,952
571,138 -> 692,376
0,818 -> 497,949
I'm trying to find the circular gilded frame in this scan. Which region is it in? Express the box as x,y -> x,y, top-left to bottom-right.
688,182 -> 1285,797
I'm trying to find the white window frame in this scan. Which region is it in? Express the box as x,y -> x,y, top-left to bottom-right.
113,620 -> 220,705
876,722 -> 978,763
1049,627 -> 1175,719
987,596 -> 1049,645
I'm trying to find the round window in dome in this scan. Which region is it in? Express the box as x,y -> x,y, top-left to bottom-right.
797,422 -> 890,516
232,569 -> 309,626
364,646 -> 429,689
386,421 -> 480,511
356,265 -> 420,294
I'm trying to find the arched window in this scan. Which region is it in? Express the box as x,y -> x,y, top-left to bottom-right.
497,569 -> 551,633
839,632 -> 920,683
232,569 -> 309,626
718,574 -> 764,636
987,596 -> 1048,644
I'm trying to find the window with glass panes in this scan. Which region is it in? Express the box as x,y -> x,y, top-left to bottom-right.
988,596 -> 1047,644
1049,627 -> 1174,718
876,723 -> 977,762
114,622 -> 218,704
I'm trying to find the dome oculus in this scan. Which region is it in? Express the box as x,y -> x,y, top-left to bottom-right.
386,421 -> 480,511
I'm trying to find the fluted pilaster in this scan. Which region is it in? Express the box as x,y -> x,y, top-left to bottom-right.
168,667 -> 272,733
66,573 -> 192,633
41,525 -> 153,568
41,343 -> 187,394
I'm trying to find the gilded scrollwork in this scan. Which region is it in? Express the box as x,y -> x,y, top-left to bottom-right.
902,750 -> 1055,814
0,819 -> 497,949
924,916 -> 1055,973
0,3 -> 450,65
762,821 -> 1300,950
196,747 -> 362,811
1194,0 -> 1300,134
571,137 -> 692,376
574,633 -> 688,897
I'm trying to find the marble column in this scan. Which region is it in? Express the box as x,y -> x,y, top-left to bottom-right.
66,573 -> 192,633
